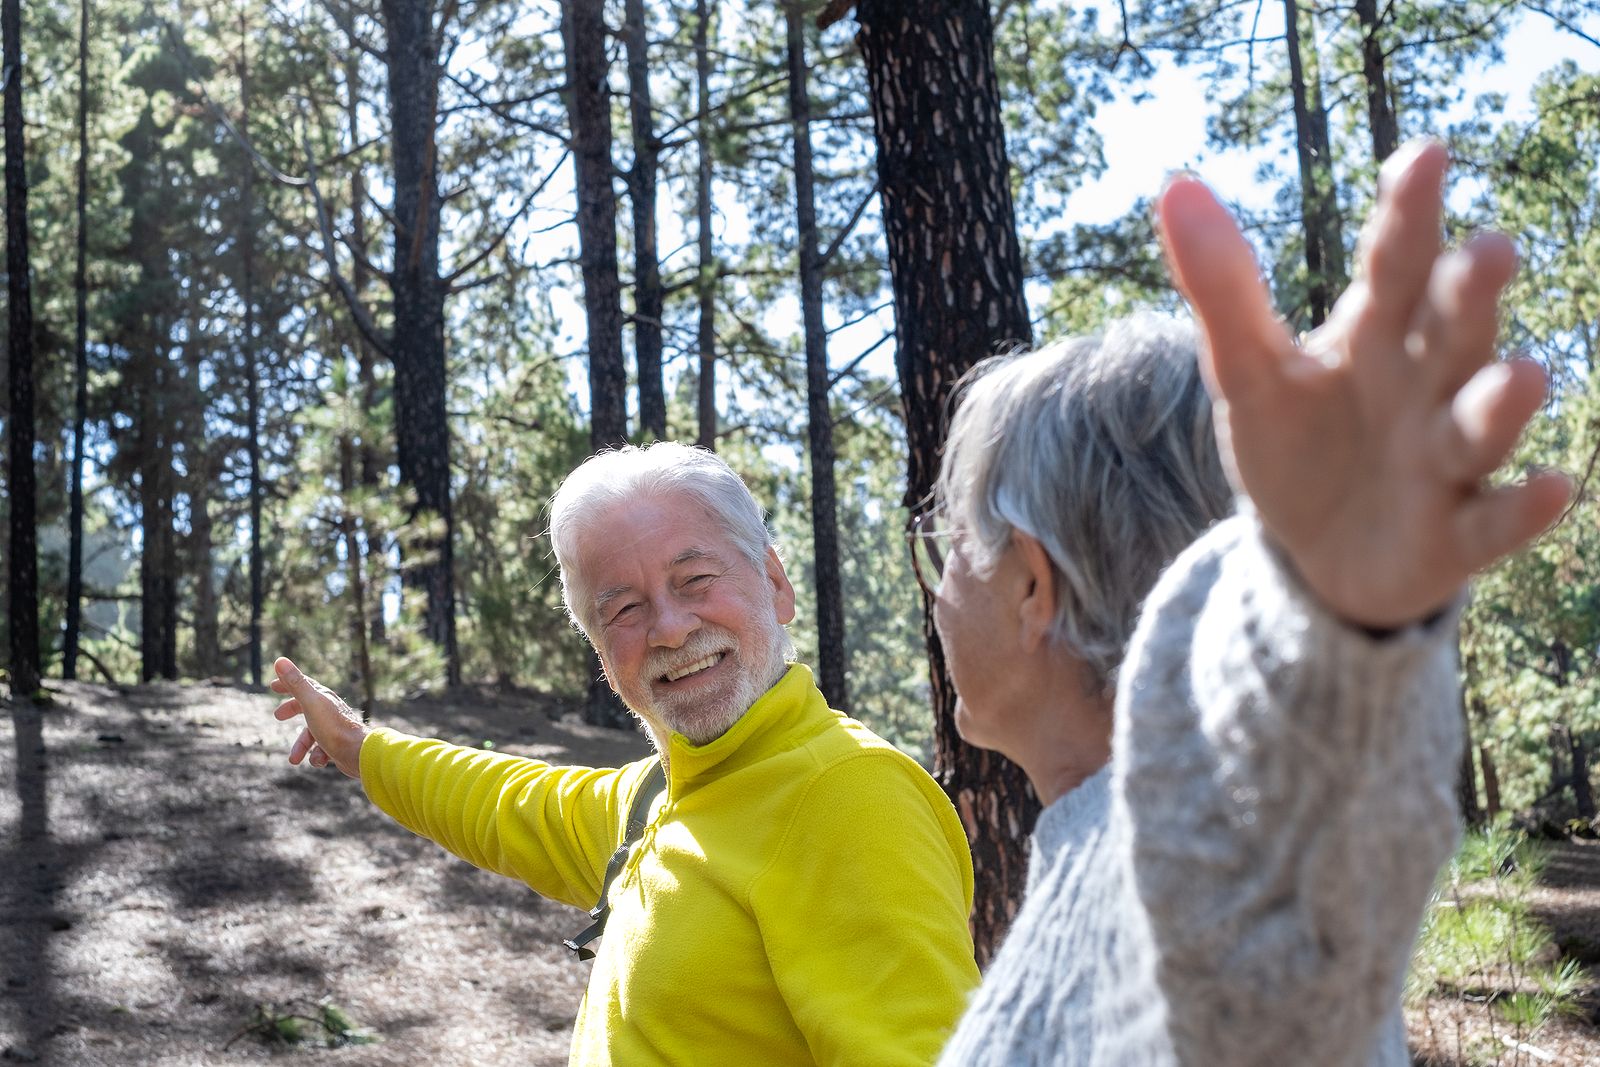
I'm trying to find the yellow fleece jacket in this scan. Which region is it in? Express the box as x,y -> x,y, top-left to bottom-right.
360,664 -> 979,1065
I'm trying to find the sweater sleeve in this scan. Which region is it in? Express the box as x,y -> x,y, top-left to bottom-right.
1116,514 -> 1461,1067
749,754 -> 981,1067
359,727 -> 659,910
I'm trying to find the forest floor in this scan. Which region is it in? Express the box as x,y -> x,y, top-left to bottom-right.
1,679 -> 651,1067
4,681 -> 1600,1066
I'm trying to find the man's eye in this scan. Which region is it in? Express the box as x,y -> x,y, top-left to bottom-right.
684,574 -> 714,588
608,603 -> 640,625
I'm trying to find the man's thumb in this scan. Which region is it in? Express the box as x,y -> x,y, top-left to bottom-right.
275,657 -> 310,693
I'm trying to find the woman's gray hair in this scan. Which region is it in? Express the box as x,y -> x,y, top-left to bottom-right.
548,442 -> 776,635
938,313 -> 1234,692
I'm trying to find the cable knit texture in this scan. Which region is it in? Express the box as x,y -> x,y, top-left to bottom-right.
939,514 -> 1461,1066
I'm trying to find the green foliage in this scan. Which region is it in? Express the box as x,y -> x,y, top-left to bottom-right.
4,0 -> 1597,845
1456,61 -> 1600,821
229,999 -> 377,1049
1409,829 -> 1589,1061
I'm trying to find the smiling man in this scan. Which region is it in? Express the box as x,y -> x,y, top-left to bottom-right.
268,443 -> 980,1066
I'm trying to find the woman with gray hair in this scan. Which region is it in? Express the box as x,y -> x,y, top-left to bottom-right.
930,141 -> 1571,1065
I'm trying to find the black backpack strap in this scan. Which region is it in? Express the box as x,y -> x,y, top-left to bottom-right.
563,758 -> 666,961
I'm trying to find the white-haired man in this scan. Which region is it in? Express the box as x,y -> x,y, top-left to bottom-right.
269,443 -> 981,1066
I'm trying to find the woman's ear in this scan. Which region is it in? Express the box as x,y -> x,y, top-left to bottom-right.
1010,531 -> 1058,653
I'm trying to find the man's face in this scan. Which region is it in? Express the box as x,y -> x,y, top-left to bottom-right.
573,492 -> 796,745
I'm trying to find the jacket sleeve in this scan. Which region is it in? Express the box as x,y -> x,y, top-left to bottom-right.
1116,514 -> 1462,1067
749,754 -> 981,1067
360,727 -> 659,910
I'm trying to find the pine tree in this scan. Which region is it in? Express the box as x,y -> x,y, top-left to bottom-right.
3,0 -> 40,698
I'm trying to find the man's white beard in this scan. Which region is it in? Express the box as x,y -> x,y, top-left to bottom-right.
631,621 -> 793,746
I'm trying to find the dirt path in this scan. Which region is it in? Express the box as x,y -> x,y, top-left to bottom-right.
11,682 -> 1600,1065
1,680 -> 651,1066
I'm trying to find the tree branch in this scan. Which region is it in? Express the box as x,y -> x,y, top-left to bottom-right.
819,179 -> 881,268
300,118 -> 393,360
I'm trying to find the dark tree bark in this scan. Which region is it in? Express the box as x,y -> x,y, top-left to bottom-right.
190,450 -> 220,676
1572,731 -> 1595,821
338,368 -> 376,713
241,11 -> 264,686
118,95 -> 178,683
1283,0 -> 1346,327
786,1 -> 848,712
135,338 -> 177,682
1353,0 -> 1398,163
694,0 -> 717,449
345,43 -> 386,650
854,0 -> 1036,965
561,0 -> 628,450
381,0 -> 459,685
622,0 -> 665,440
64,0 -> 90,682
560,0 -> 631,729
1457,691 -> 1483,827
1480,741 -> 1501,821
2,0 -> 38,699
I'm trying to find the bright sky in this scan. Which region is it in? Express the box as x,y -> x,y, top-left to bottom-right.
1073,10 -> 1600,224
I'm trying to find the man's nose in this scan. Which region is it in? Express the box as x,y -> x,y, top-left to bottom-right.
648,598 -> 699,648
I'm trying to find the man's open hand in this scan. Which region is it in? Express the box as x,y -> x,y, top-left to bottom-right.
271,657 -> 367,778
1156,140 -> 1573,630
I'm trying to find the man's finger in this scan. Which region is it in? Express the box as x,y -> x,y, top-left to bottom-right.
1429,359 -> 1548,484
1156,174 -> 1292,404
1355,140 -> 1449,335
1453,471 -> 1573,573
289,727 -> 316,765
273,698 -> 302,722
309,745 -> 330,770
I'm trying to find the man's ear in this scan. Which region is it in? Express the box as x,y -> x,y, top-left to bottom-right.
765,546 -> 798,625
1011,531 -> 1058,654
594,645 -> 621,694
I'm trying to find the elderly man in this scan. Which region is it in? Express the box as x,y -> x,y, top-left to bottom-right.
269,444 -> 980,1065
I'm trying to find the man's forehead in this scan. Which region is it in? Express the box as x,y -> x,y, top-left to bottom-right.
576,497 -> 745,589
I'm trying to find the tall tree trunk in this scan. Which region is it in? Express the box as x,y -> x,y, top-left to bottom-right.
1572,730 -> 1595,821
241,9 -> 263,686
1283,0 -> 1346,327
137,343 -> 177,682
1353,0 -> 1398,163
1457,691 -> 1482,827
339,384 -> 376,713
345,44 -> 386,650
2,0 -> 38,699
561,0 -> 628,449
561,0 -> 630,729
64,0 -> 90,682
381,0 -> 459,685
694,0 -> 717,449
854,0 -> 1036,965
786,1 -> 848,712
622,0 -> 665,440
191,454 -> 220,676
1480,741 -> 1501,821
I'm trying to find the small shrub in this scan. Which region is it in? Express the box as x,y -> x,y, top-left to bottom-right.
225,998 -> 378,1050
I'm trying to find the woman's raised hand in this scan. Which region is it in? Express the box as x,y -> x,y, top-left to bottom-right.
1156,140 -> 1572,630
